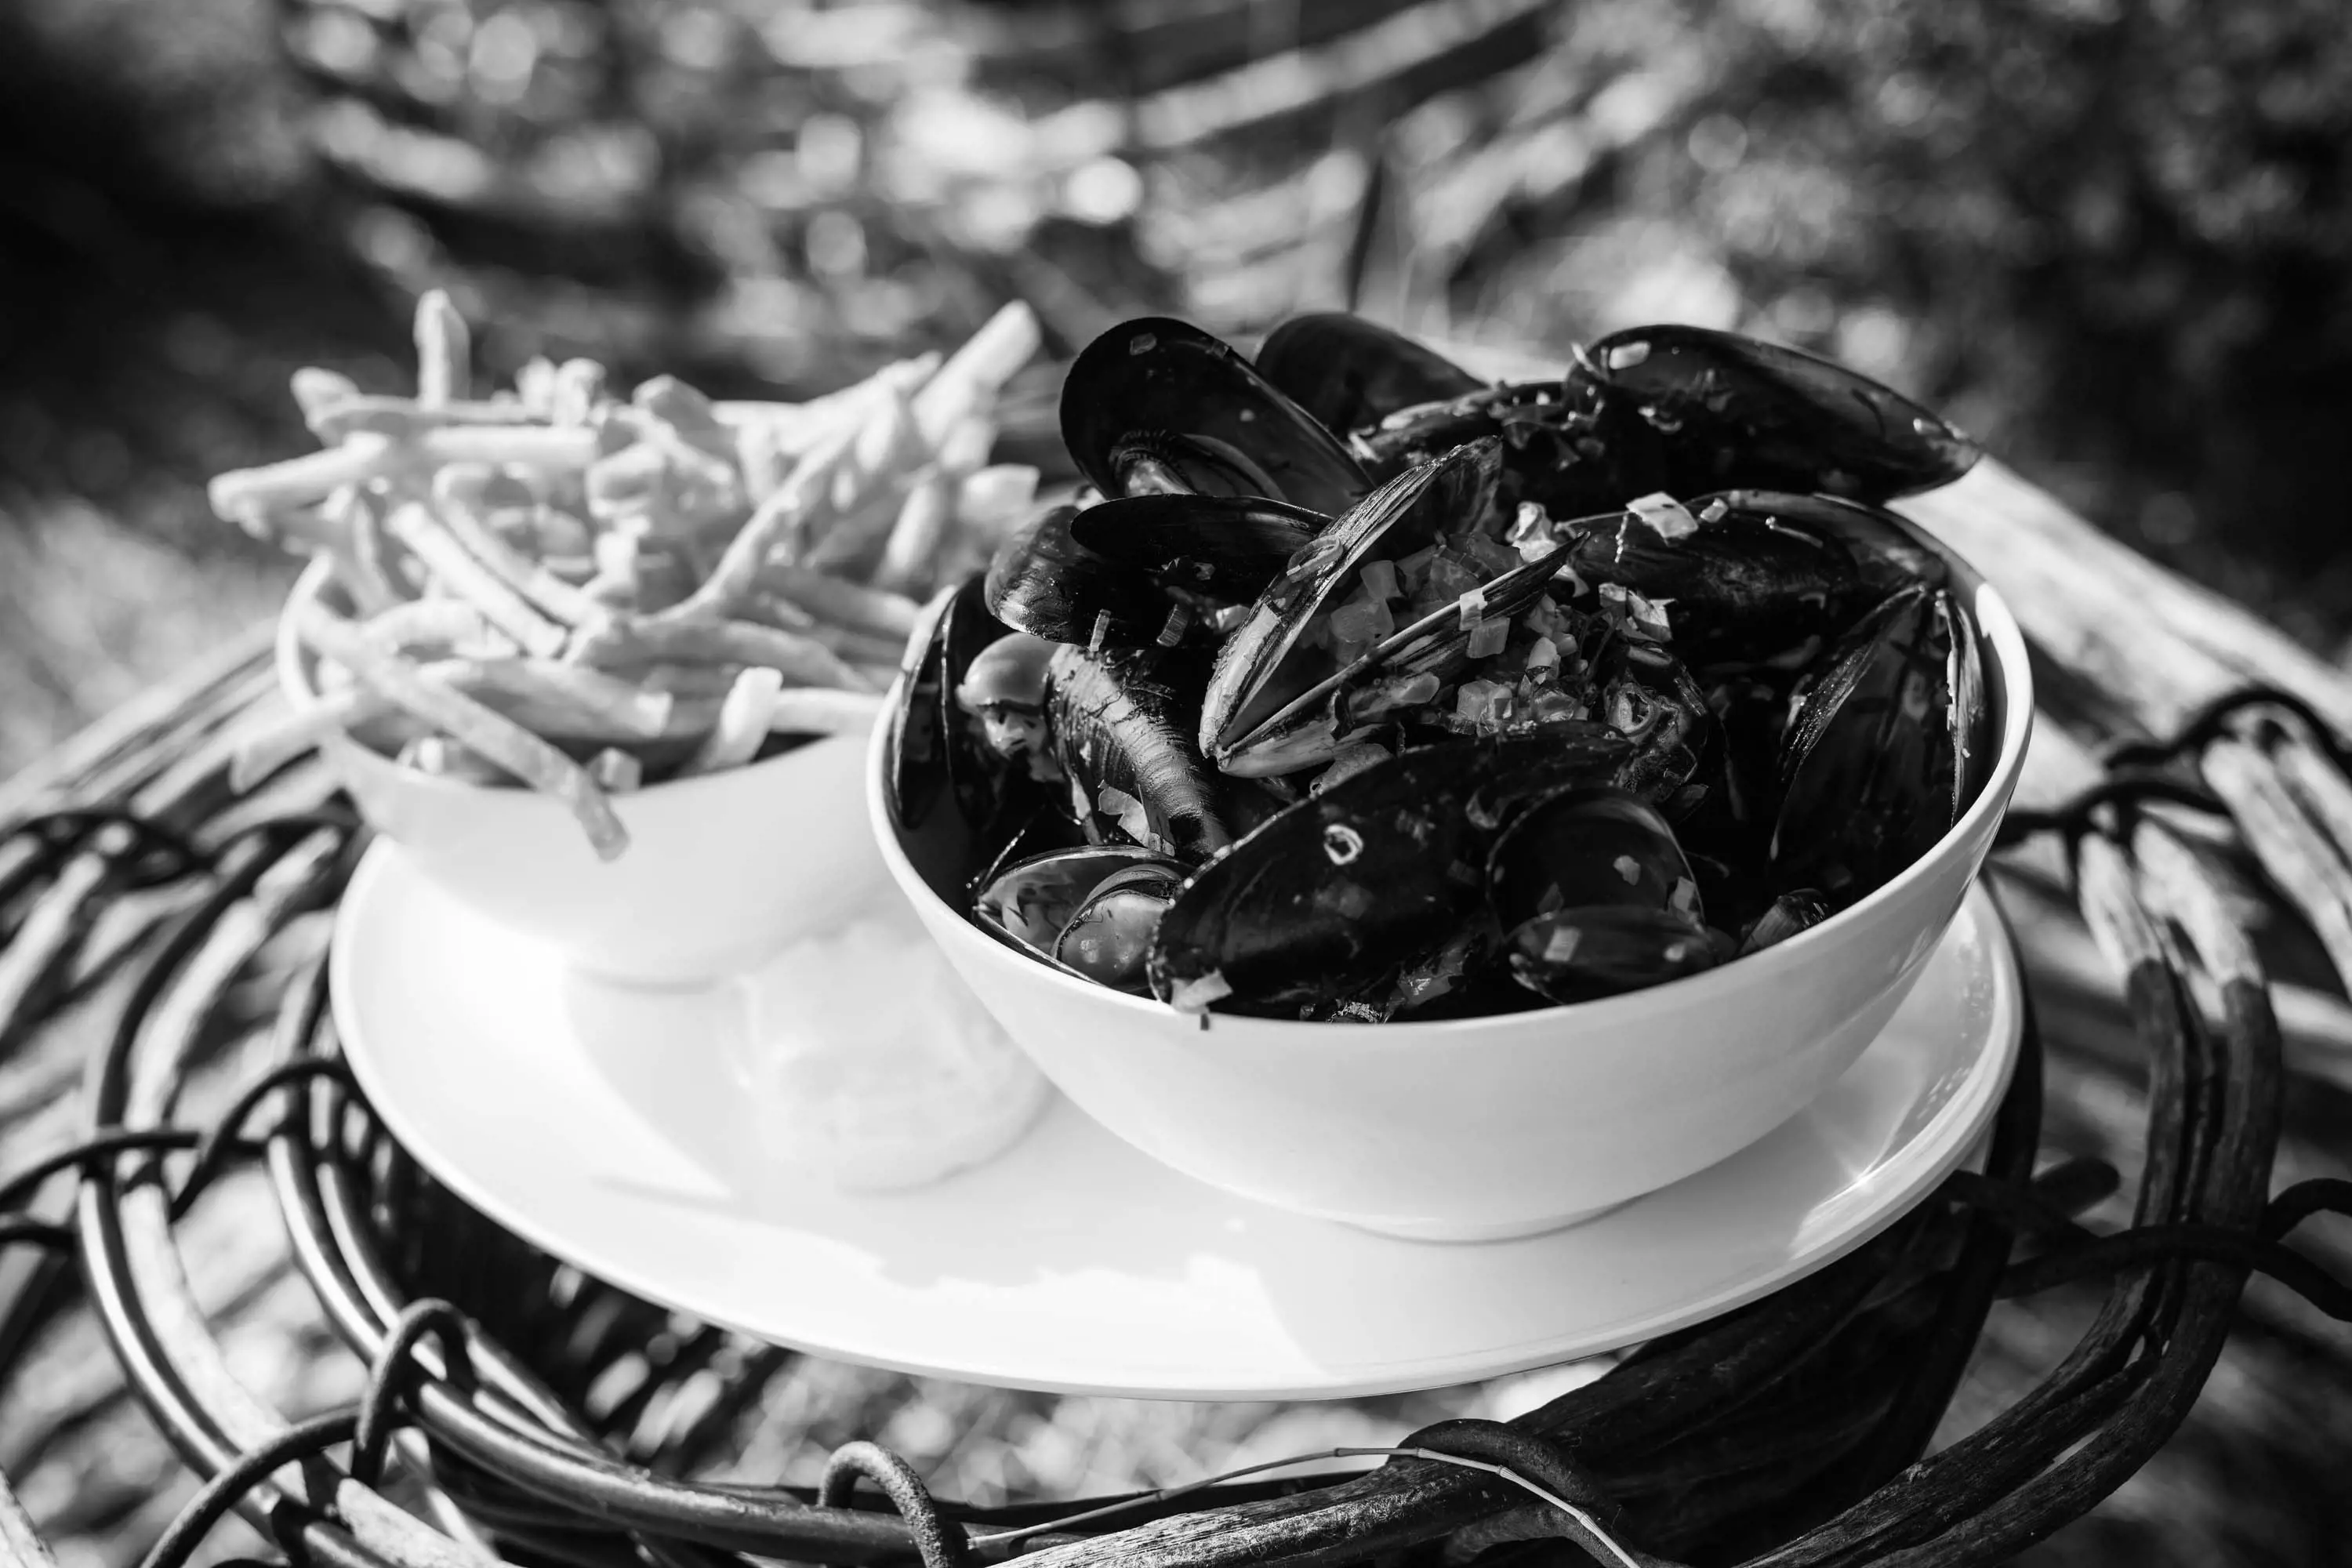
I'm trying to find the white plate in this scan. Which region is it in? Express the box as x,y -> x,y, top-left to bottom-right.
330,844 -> 2022,1401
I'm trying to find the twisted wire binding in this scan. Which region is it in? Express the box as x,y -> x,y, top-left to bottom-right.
1995,682 -> 2332,848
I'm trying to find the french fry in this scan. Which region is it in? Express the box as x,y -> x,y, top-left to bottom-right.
307,396 -> 543,443
669,684 -> 885,740
871,466 -> 955,595
934,415 -> 994,476
735,415 -> 788,504
383,503 -> 570,659
295,598 -> 628,858
230,687 -> 385,792
756,564 -> 923,640
400,736 -> 513,786
955,464 -> 1042,535
428,477 -> 611,629
808,622 -> 913,667
365,599 -> 498,653
208,437 -> 390,518
681,357 -> 936,615
913,300 -> 1040,445
551,358 -> 607,426
634,662 -> 747,699
415,289 -> 470,405
681,666 -> 785,775
515,356 -> 560,417
290,367 -> 361,429
207,426 -> 597,517
588,748 -> 644,792
568,615 -> 872,690
430,659 -> 674,740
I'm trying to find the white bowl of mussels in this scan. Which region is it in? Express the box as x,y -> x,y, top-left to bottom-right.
869,313 -> 2032,1241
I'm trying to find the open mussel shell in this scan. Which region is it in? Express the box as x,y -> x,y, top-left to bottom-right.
1061,318 -> 1370,517
1067,492 -> 1330,608
1581,325 -> 1980,502
888,576 -> 1054,903
1562,495 -> 1863,665
1047,644 -> 1232,864
1147,734 -> 1635,1015
1701,490 -> 1948,603
1487,787 -> 1715,1004
1771,583 -> 1992,903
1054,862 -> 1188,992
1254,312 -> 1488,437
985,503 -> 1191,650
975,844 -> 1186,991
1227,539 -> 1581,776
1199,437 -> 1501,771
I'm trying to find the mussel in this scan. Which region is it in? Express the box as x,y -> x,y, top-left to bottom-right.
1067,492 -> 1330,609
985,503 -> 1192,650
1061,318 -> 1370,516
1559,492 -> 1863,666
1046,644 -> 1232,863
1487,786 -> 1718,1004
976,844 -> 1188,994
1198,438 -> 1507,774
1577,325 -> 1980,503
1147,733 -> 1636,1015
1771,583 -> 1991,903
1255,313 -> 1489,438
888,579 -> 1055,902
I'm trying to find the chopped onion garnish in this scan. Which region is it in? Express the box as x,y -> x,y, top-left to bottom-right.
1628,492 -> 1699,540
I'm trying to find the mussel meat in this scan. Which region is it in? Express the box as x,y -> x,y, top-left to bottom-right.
1046,644 -> 1232,863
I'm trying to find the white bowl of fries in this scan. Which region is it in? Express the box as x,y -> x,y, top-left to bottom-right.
225,290 -> 1046,986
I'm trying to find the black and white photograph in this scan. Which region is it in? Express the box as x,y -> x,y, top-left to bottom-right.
2,2 -> 2350,1564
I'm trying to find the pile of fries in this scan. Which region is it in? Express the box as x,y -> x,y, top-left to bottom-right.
209,292 -> 1043,860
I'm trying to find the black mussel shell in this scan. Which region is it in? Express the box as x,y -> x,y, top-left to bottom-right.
1489,786 -> 1705,929
888,577 -> 1053,903
1359,377 -> 1673,521
1108,431 -> 1287,499
1148,734 -> 1635,1014
1703,490 -> 1948,605
1562,495 -> 1862,666
1200,438 -> 1501,771
985,503 -> 1190,650
1254,313 -> 1488,437
1772,584 -> 1992,902
1579,325 -> 1980,503
1224,538 -> 1581,776
1488,785 -> 1714,1003
1047,644 -> 1232,864
975,844 -> 1185,982
1062,318 -> 1370,516
1068,493 -> 1330,608
1054,862 -> 1187,993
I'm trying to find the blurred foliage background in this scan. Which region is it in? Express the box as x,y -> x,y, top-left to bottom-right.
9,0 -> 2352,782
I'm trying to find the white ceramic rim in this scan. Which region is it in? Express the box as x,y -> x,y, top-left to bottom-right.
278,556 -> 884,811
327,846 -> 2024,1397
869,513 -> 2036,1041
